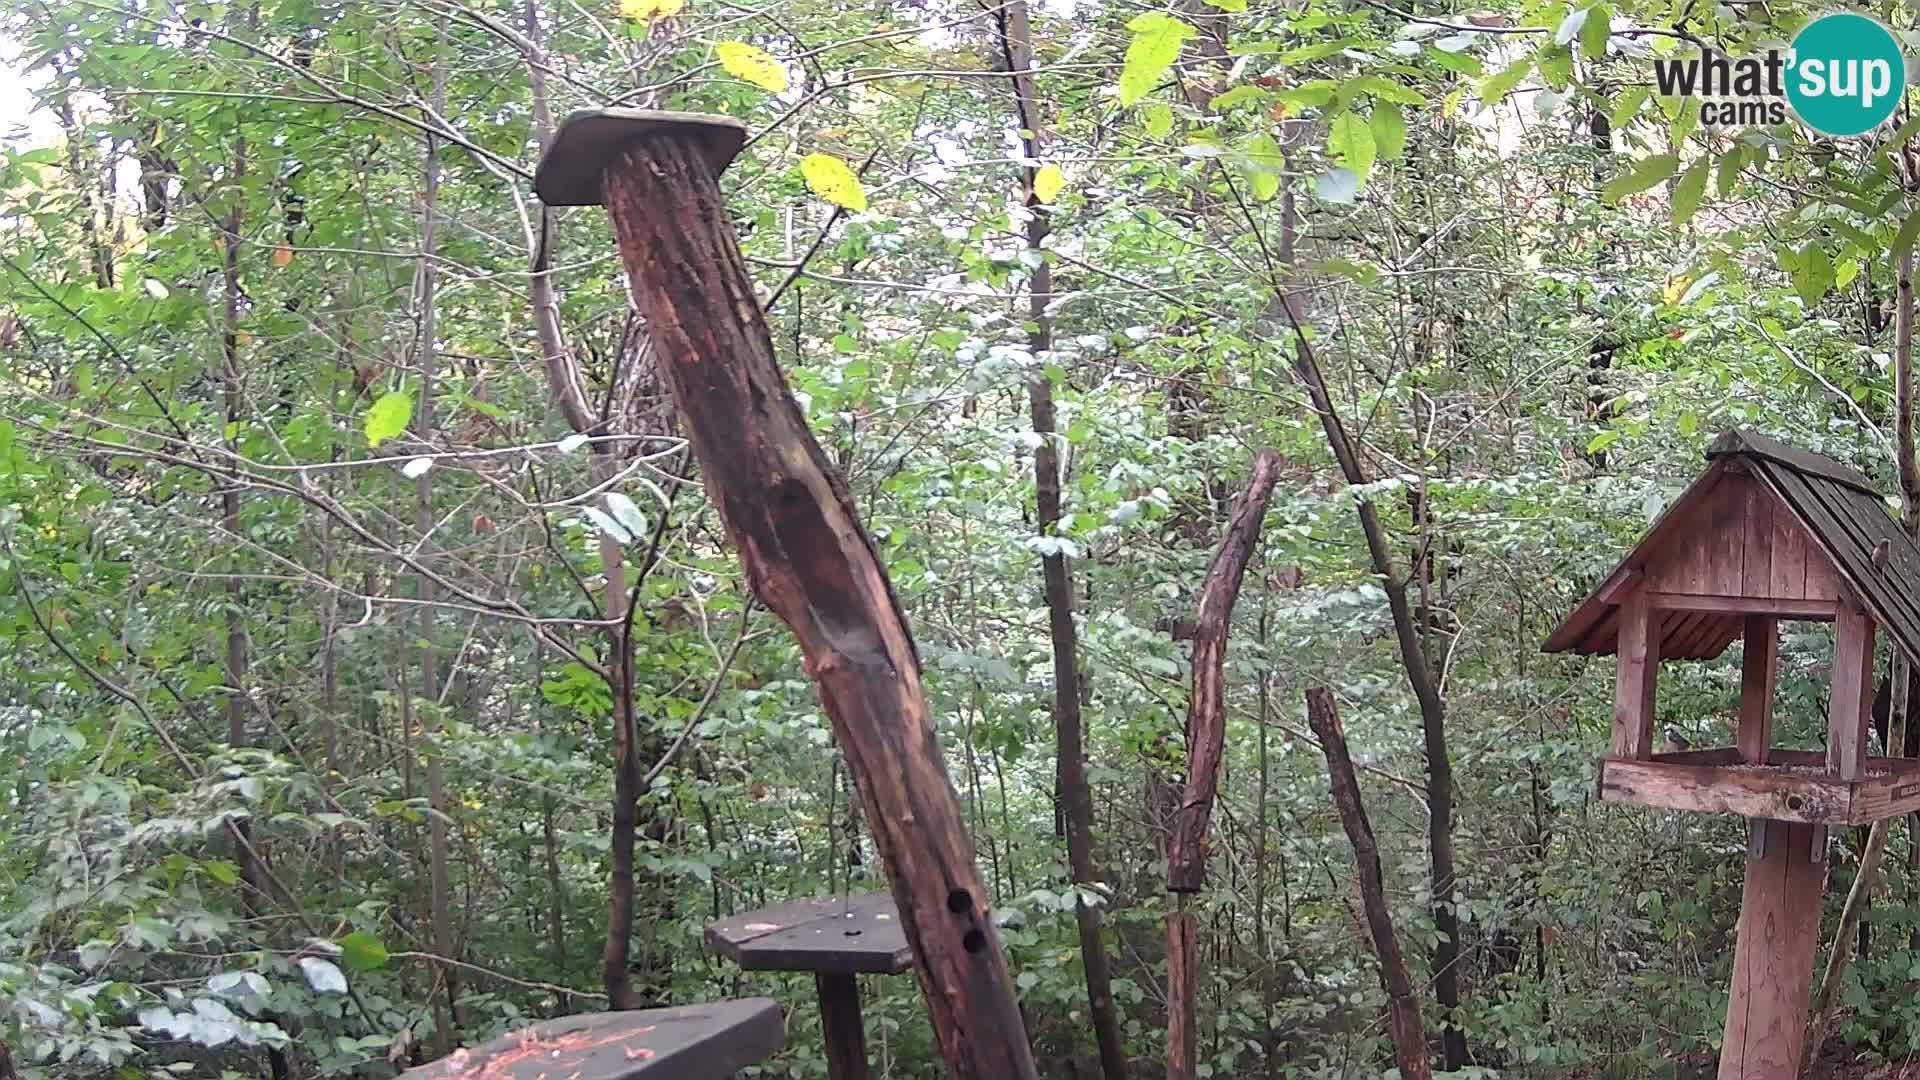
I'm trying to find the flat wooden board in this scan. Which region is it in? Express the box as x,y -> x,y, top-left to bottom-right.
706,893 -> 913,975
399,1001 -> 784,1080
1599,752 -> 1920,825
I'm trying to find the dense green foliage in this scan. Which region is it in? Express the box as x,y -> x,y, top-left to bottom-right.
7,0 -> 1920,1075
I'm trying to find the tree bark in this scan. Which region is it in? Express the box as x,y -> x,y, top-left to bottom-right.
596,133 -> 1037,1079
1166,449 -> 1282,1080
989,2 -> 1128,1075
1306,688 -> 1432,1080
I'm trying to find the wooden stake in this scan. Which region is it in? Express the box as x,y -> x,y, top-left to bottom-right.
565,124 -> 1035,1079
1612,586 -> 1658,759
1306,688 -> 1432,1080
814,973 -> 869,1080
1738,615 -> 1776,764
1829,599 -> 1876,780
1720,819 -> 1827,1078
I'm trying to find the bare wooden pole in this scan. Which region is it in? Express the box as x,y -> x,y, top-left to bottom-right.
539,117 -> 1037,1079
1305,688 -> 1431,1080
1165,449 -> 1282,1080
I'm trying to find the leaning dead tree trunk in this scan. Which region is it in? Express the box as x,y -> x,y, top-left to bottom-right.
1306,688 -> 1433,1080
536,114 -> 1037,1079
1165,448 -> 1282,1080
1803,246 -> 1919,1075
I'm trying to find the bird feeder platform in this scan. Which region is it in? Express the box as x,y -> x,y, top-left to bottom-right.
1545,429 -> 1920,1079
706,893 -> 910,1080
397,1000 -> 783,1080
1598,748 -> 1920,826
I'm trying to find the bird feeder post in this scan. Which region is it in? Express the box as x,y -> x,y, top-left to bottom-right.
1543,430 -> 1920,1079
534,112 -> 1037,1080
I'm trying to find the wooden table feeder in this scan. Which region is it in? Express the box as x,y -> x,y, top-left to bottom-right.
397,1000 -> 784,1080
706,893 -> 910,1080
1544,429 -> 1920,1078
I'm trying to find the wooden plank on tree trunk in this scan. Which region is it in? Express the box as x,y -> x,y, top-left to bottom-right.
706,893 -> 911,975
568,121 -> 1036,1079
1739,616 -> 1777,765
1612,587 -> 1658,759
1719,819 -> 1827,1079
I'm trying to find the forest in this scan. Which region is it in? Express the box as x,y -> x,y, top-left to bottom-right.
8,0 -> 1920,1075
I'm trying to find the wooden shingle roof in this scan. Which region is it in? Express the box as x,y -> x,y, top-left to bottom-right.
1543,429 -> 1920,665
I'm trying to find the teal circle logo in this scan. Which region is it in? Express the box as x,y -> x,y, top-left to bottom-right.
1785,12 -> 1906,136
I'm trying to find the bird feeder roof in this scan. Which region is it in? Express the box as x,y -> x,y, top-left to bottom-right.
1543,429 -> 1920,665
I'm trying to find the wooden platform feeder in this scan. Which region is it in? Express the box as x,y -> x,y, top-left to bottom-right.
1544,429 -> 1920,1078
706,893 -> 910,1080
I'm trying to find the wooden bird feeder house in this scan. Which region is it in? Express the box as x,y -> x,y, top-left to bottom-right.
1544,429 -> 1920,1078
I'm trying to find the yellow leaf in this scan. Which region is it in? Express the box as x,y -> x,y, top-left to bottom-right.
800,153 -> 868,212
1033,164 -> 1064,204
1663,275 -> 1693,305
717,41 -> 787,93
272,243 -> 293,267
617,0 -> 682,19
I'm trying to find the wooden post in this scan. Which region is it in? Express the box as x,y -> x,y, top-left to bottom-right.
1612,586 -> 1658,759
534,111 -> 1038,1080
1720,819 -> 1827,1079
1306,689 -> 1433,1080
814,973 -> 869,1080
1166,901 -> 1197,1080
1829,598 -> 1876,780
1738,615 -> 1776,764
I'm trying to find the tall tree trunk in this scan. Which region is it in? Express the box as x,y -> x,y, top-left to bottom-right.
1307,689 -> 1431,1079
1802,246 -> 1918,1075
1272,180 -> 1467,1070
990,4 -> 1127,1076
1166,450 -> 1281,1080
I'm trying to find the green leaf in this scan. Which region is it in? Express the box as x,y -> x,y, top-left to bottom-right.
1553,8 -> 1587,45
1371,103 -> 1408,161
1209,85 -> 1269,110
1581,3 -> 1612,55
800,153 -> 868,212
581,506 -> 634,545
1672,159 -> 1709,224
1587,429 -> 1620,453
1715,144 -> 1746,198
1791,243 -> 1834,307
365,390 -> 413,447
1343,74 -> 1427,105
1238,132 -> 1284,201
605,493 -> 650,539
340,931 -> 389,972
1895,205 -> 1920,261
1601,153 -> 1678,204
1119,13 -> 1196,106
1610,85 -> 1650,129
202,860 -> 240,885
1480,57 -> 1532,107
1144,103 -> 1175,137
1537,48 -> 1573,91
1202,0 -> 1245,9
1328,112 -> 1376,187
